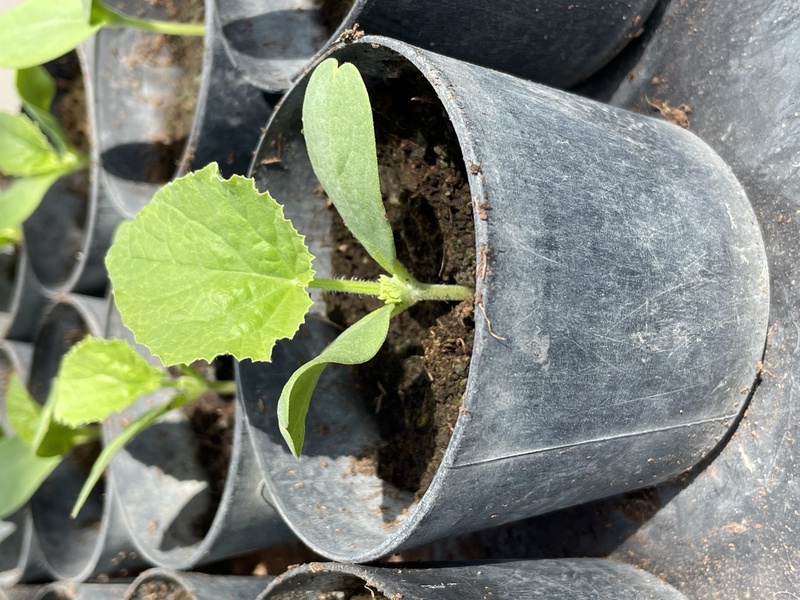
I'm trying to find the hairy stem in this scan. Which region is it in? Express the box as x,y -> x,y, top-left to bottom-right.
95,2 -> 205,36
308,277 -> 383,296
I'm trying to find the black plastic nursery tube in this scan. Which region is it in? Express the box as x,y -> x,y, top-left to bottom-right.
0,247 -> 48,343
32,582 -> 130,600
127,567 -> 272,600
0,341 -> 47,586
238,36 -> 770,562
27,295 -> 141,581
215,0 -> 659,92
21,47 -> 120,299
93,0 -> 207,219
259,560 -> 688,600
101,301 -> 294,570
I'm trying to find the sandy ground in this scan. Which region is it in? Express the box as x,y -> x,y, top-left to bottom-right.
0,0 -> 26,112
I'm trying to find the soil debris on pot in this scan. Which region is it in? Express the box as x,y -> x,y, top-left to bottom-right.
130,579 -> 192,600
324,68 -> 476,498
180,357 -> 235,538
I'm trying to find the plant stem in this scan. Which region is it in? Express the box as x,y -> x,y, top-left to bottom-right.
412,282 -> 473,302
168,364 -> 237,395
95,2 -> 205,36
308,277 -> 383,296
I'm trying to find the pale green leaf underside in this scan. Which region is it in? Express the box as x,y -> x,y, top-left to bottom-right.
16,66 -> 55,113
72,393 -> 177,517
0,173 -> 61,230
54,337 -> 165,427
6,373 -> 41,446
278,304 -> 393,457
303,58 -> 397,275
0,225 -> 21,246
0,435 -> 61,519
106,162 -> 315,365
0,0 -> 101,69
32,380 -> 83,457
0,113 -> 66,177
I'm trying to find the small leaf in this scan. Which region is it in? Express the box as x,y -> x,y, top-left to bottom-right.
0,112 -> 67,177
16,66 -> 55,113
0,435 -> 61,519
71,392 -> 183,517
54,337 -> 166,427
278,304 -> 393,457
303,59 -> 399,275
0,0 -> 101,70
6,373 -> 41,446
0,173 -> 61,230
106,163 -> 315,365
32,380 -> 90,457
16,66 -> 73,153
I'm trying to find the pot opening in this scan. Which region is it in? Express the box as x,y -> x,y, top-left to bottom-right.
129,576 -> 193,600
0,176 -> 19,317
23,52 -> 90,291
246,42 -> 476,555
28,302 -> 105,577
269,569 -> 391,599
97,0 -> 205,216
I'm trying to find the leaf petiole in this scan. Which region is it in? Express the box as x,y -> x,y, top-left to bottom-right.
91,1 -> 204,36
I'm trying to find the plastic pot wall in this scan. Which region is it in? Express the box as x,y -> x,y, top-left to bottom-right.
31,582 -> 129,600
215,0 -> 659,92
260,560 -> 687,599
0,247 -> 47,343
27,295 -> 141,581
239,36 -> 770,562
22,42 -> 120,298
0,341 -> 47,585
127,568 -> 271,600
95,0 -> 271,219
102,302 -> 294,570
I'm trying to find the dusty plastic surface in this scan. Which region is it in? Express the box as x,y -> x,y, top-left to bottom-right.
102,301 -> 294,570
0,247 -> 46,344
94,0 -> 270,219
435,0 -> 798,597
32,582 -> 129,600
260,560 -> 687,599
215,0 -> 659,92
127,568 -> 271,600
27,295 -> 141,581
239,36 -> 769,562
0,341 -> 47,585
22,43 -> 119,298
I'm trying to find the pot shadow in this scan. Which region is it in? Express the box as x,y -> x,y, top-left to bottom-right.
220,11 -> 329,60
100,140 -> 187,184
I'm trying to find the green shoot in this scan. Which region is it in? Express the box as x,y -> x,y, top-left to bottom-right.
0,65 -> 88,233
0,336 -> 236,519
105,58 -> 473,457
0,0 -> 204,71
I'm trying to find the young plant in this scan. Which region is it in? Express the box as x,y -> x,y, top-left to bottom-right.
105,58 -> 473,458
0,0 -> 204,71
0,336 -> 234,520
0,65 -> 88,234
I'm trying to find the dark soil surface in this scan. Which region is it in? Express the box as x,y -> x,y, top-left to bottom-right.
320,0 -> 356,33
47,51 -> 90,155
324,72 -> 475,496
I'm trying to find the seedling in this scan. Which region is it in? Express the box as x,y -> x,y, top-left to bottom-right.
105,58 -> 473,458
0,66 -> 88,234
0,336 -> 234,519
0,0 -> 204,71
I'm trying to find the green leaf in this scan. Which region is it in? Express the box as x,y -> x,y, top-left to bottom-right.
303,59 -> 400,276
16,66 -> 74,153
0,0 -> 101,70
0,435 -> 61,519
71,392 -> 188,518
106,162 -> 315,365
0,112 -> 68,177
278,304 -> 394,457
32,380 -> 93,457
0,172 -> 60,230
0,225 -> 21,247
16,66 -> 54,113
6,373 -> 41,446
54,337 -> 166,427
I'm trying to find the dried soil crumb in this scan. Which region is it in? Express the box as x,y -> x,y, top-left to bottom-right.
646,97 -> 691,128
131,580 -> 192,600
